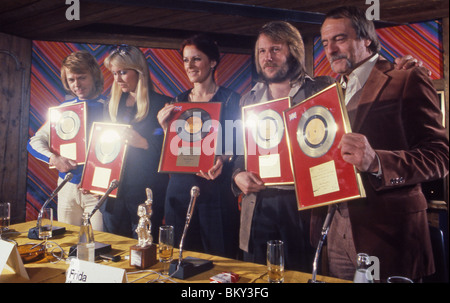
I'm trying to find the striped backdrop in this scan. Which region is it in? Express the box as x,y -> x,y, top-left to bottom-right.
26,41 -> 253,221
314,20 -> 444,80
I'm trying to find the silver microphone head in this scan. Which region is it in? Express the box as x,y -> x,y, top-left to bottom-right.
190,186 -> 200,198
65,172 -> 73,181
110,179 -> 119,189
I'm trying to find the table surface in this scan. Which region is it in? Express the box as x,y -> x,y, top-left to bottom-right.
1,221 -> 349,284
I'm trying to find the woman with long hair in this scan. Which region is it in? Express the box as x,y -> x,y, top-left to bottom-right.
102,45 -> 170,239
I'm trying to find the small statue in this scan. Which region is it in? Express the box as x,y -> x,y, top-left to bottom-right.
130,188 -> 157,269
135,188 -> 153,247
135,204 -> 152,247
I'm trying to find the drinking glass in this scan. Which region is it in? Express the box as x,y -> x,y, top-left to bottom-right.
38,208 -> 53,252
158,225 -> 174,275
0,202 -> 11,239
267,240 -> 285,283
387,276 -> 414,283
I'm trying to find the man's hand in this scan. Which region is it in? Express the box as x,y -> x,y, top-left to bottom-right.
394,55 -> 431,77
234,171 -> 266,195
394,55 -> 422,70
338,133 -> 379,173
49,154 -> 77,172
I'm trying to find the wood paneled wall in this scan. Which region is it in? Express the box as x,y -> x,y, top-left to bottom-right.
0,32 -> 31,224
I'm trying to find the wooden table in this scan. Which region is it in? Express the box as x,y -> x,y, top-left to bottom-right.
1,221 -> 349,284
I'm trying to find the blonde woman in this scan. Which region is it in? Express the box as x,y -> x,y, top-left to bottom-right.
102,45 -> 170,239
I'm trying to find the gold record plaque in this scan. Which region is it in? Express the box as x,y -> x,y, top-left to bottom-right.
297,105 -> 337,158
80,122 -> 130,197
49,102 -> 87,166
250,109 -> 285,150
158,102 -> 222,174
243,97 -> 293,185
283,84 -> 365,210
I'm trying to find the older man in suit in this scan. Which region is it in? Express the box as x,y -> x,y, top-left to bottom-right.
313,6 -> 449,281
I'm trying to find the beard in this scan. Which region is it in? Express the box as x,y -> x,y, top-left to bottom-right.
260,54 -> 299,84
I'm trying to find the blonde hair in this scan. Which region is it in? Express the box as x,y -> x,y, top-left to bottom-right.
61,50 -> 104,98
104,45 -> 152,122
255,21 -> 306,85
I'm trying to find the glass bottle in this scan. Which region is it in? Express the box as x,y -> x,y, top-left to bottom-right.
77,212 -> 95,262
353,253 -> 374,283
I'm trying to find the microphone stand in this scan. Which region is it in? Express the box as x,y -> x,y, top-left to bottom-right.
178,186 -> 199,262
68,179 -> 119,257
28,172 -> 73,239
88,179 -> 119,220
169,186 -> 213,279
308,204 -> 337,283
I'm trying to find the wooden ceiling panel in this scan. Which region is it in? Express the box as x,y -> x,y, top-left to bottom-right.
0,0 -> 447,52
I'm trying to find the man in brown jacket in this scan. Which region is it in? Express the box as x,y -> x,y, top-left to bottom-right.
314,6 -> 448,281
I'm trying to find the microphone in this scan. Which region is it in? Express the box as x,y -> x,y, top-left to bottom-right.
169,186 -> 213,279
178,186 -> 200,262
41,172 -> 73,211
309,204 -> 337,283
88,179 -> 119,219
28,172 -> 73,239
67,180 -> 119,258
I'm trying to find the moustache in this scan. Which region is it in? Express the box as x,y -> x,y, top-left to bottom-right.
263,63 -> 278,68
330,55 -> 348,63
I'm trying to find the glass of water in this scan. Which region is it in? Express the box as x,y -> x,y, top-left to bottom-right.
38,208 -> 53,252
267,240 -> 285,283
0,202 -> 11,239
158,225 -> 174,275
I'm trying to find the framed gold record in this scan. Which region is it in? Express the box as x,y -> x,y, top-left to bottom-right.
80,122 -> 131,197
54,110 -> 81,140
297,105 -> 337,158
158,102 -> 222,174
49,102 -> 87,166
283,84 -> 365,210
175,108 -> 212,142
248,108 -> 285,150
242,97 -> 293,185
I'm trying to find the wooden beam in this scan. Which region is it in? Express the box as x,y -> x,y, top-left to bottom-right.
86,0 -> 326,24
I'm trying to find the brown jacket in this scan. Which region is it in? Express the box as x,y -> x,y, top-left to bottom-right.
311,59 -> 449,280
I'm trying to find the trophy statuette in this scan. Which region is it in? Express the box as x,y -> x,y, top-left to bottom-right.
129,188 -> 157,269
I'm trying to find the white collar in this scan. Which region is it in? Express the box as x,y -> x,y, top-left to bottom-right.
342,53 -> 379,105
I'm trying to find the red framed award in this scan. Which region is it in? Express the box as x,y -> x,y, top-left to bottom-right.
80,122 -> 130,197
158,102 -> 222,174
49,102 -> 87,167
242,97 -> 293,185
283,84 -> 365,210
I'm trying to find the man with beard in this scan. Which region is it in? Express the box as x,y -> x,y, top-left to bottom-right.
313,6 -> 448,281
232,21 -> 424,272
231,21 -> 335,271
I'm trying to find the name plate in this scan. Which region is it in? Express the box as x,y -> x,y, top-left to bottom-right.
66,258 -> 126,283
0,240 -> 29,280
